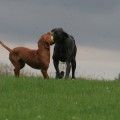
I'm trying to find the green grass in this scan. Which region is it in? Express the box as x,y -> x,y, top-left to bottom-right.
0,76 -> 120,120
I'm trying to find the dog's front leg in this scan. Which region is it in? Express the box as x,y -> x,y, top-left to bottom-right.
65,61 -> 71,79
53,60 -> 60,78
41,69 -> 49,79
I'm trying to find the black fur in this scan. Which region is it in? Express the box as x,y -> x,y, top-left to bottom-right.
51,28 -> 77,79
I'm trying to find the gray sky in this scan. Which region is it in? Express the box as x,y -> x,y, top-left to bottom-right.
0,0 -> 120,79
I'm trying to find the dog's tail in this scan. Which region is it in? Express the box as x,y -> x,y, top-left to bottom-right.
0,41 -> 12,52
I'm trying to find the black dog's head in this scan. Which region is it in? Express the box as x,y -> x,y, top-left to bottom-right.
51,28 -> 69,43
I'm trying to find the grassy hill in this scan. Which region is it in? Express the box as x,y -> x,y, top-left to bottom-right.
0,76 -> 120,120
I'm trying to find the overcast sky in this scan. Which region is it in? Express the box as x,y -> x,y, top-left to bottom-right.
0,0 -> 120,79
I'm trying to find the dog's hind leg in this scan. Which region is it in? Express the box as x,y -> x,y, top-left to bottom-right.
14,67 -> 20,77
14,59 -> 25,77
10,56 -> 25,77
71,59 -> 76,79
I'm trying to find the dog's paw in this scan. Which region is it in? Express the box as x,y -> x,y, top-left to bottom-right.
56,71 -> 64,79
60,71 -> 64,78
58,71 -> 64,79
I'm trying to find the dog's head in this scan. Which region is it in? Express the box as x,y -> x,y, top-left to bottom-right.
38,32 -> 54,49
51,28 -> 69,43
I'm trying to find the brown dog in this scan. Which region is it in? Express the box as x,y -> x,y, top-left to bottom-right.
0,32 -> 54,78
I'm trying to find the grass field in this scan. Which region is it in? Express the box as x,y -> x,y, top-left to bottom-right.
0,76 -> 120,120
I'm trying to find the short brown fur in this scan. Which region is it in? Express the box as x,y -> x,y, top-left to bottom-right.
0,32 -> 53,78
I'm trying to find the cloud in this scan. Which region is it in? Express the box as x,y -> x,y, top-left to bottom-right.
0,0 -> 120,50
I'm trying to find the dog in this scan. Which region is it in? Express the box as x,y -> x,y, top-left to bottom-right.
0,32 -> 54,78
51,28 -> 77,79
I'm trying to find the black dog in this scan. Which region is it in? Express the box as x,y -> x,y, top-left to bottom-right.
51,28 -> 77,79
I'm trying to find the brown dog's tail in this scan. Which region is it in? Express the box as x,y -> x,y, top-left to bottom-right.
0,41 -> 12,52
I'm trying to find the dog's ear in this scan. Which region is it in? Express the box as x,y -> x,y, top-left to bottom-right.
59,28 -> 69,38
63,31 -> 69,38
44,43 -> 50,49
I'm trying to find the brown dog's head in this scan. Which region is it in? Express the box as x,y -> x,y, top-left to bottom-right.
38,32 -> 54,49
